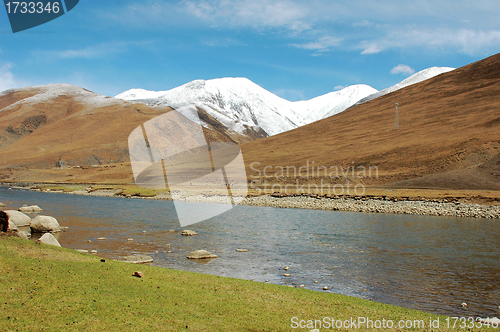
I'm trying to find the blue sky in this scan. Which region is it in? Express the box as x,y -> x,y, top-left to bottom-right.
1,0 -> 500,100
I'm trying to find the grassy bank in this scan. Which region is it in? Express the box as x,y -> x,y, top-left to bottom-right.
0,236 -> 461,331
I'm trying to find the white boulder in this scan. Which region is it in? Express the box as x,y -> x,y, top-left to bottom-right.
19,205 -> 43,213
187,250 -> 217,259
37,233 -> 61,247
31,215 -> 61,233
5,210 -> 31,227
118,254 -> 154,264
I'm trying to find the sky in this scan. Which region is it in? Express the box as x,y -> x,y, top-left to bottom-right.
1,0 -> 500,101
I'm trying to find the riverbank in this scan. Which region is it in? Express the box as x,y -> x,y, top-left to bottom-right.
6,183 -> 500,219
0,235 -> 455,331
241,195 -> 500,219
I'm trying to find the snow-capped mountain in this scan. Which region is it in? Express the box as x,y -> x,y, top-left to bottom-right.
355,67 -> 455,105
116,78 -> 376,137
115,67 -> 454,137
293,85 -> 377,123
116,77 -> 306,137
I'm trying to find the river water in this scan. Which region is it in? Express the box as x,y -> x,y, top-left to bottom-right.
1,187 -> 499,317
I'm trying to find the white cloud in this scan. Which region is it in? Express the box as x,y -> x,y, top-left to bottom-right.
33,41 -> 152,61
290,36 -> 343,53
0,63 -> 16,92
360,43 -> 385,54
182,0 -> 311,32
391,64 -> 415,75
360,28 -> 500,55
334,85 -> 345,91
201,37 -> 246,47
353,20 -> 373,27
101,0 -> 500,57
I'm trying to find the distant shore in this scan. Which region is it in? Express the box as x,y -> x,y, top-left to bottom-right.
241,195 -> 500,219
5,184 -> 499,219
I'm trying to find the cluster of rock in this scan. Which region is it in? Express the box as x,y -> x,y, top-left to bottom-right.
179,229 -> 219,259
2,205 -> 63,246
68,186 -> 123,197
241,195 -> 500,219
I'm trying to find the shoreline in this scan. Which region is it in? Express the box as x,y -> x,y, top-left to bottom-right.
1,235 -> 454,331
5,184 -> 499,219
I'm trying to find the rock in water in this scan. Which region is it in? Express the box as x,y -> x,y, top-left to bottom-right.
19,205 -> 43,213
5,210 -> 31,227
236,249 -> 249,252
31,215 -> 61,233
118,255 -> 154,264
0,202 -> 6,207
187,250 -> 217,259
37,233 -> 61,247
181,230 -> 198,236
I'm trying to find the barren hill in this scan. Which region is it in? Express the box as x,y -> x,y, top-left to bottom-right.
240,53 -> 500,191
0,84 -> 251,183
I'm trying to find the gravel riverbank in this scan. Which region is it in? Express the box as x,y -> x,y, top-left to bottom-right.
240,195 -> 500,219
9,184 -> 500,219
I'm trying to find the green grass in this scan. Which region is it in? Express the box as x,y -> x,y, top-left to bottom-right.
118,186 -> 161,197
0,235 -> 467,331
36,184 -> 162,197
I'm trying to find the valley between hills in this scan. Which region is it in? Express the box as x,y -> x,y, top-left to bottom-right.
1,53 -> 499,207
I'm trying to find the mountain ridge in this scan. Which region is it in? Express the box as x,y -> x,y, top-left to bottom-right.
116,67 -> 454,137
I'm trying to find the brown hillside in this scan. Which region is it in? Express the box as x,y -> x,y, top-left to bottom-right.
0,84 -> 253,183
0,85 -> 252,165
240,53 -> 500,191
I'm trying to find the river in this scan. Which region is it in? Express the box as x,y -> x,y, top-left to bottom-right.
1,187 -> 499,317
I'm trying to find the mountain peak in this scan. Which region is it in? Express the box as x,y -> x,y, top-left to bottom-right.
355,67 -> 455,105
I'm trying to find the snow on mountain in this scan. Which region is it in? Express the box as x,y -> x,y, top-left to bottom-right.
117,78 -> 309,136
116,78 -> 376,137
115,67 -> 454,137
355,67 -> 455,105
293,85 -> 377,123
3,83 -> 124,110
